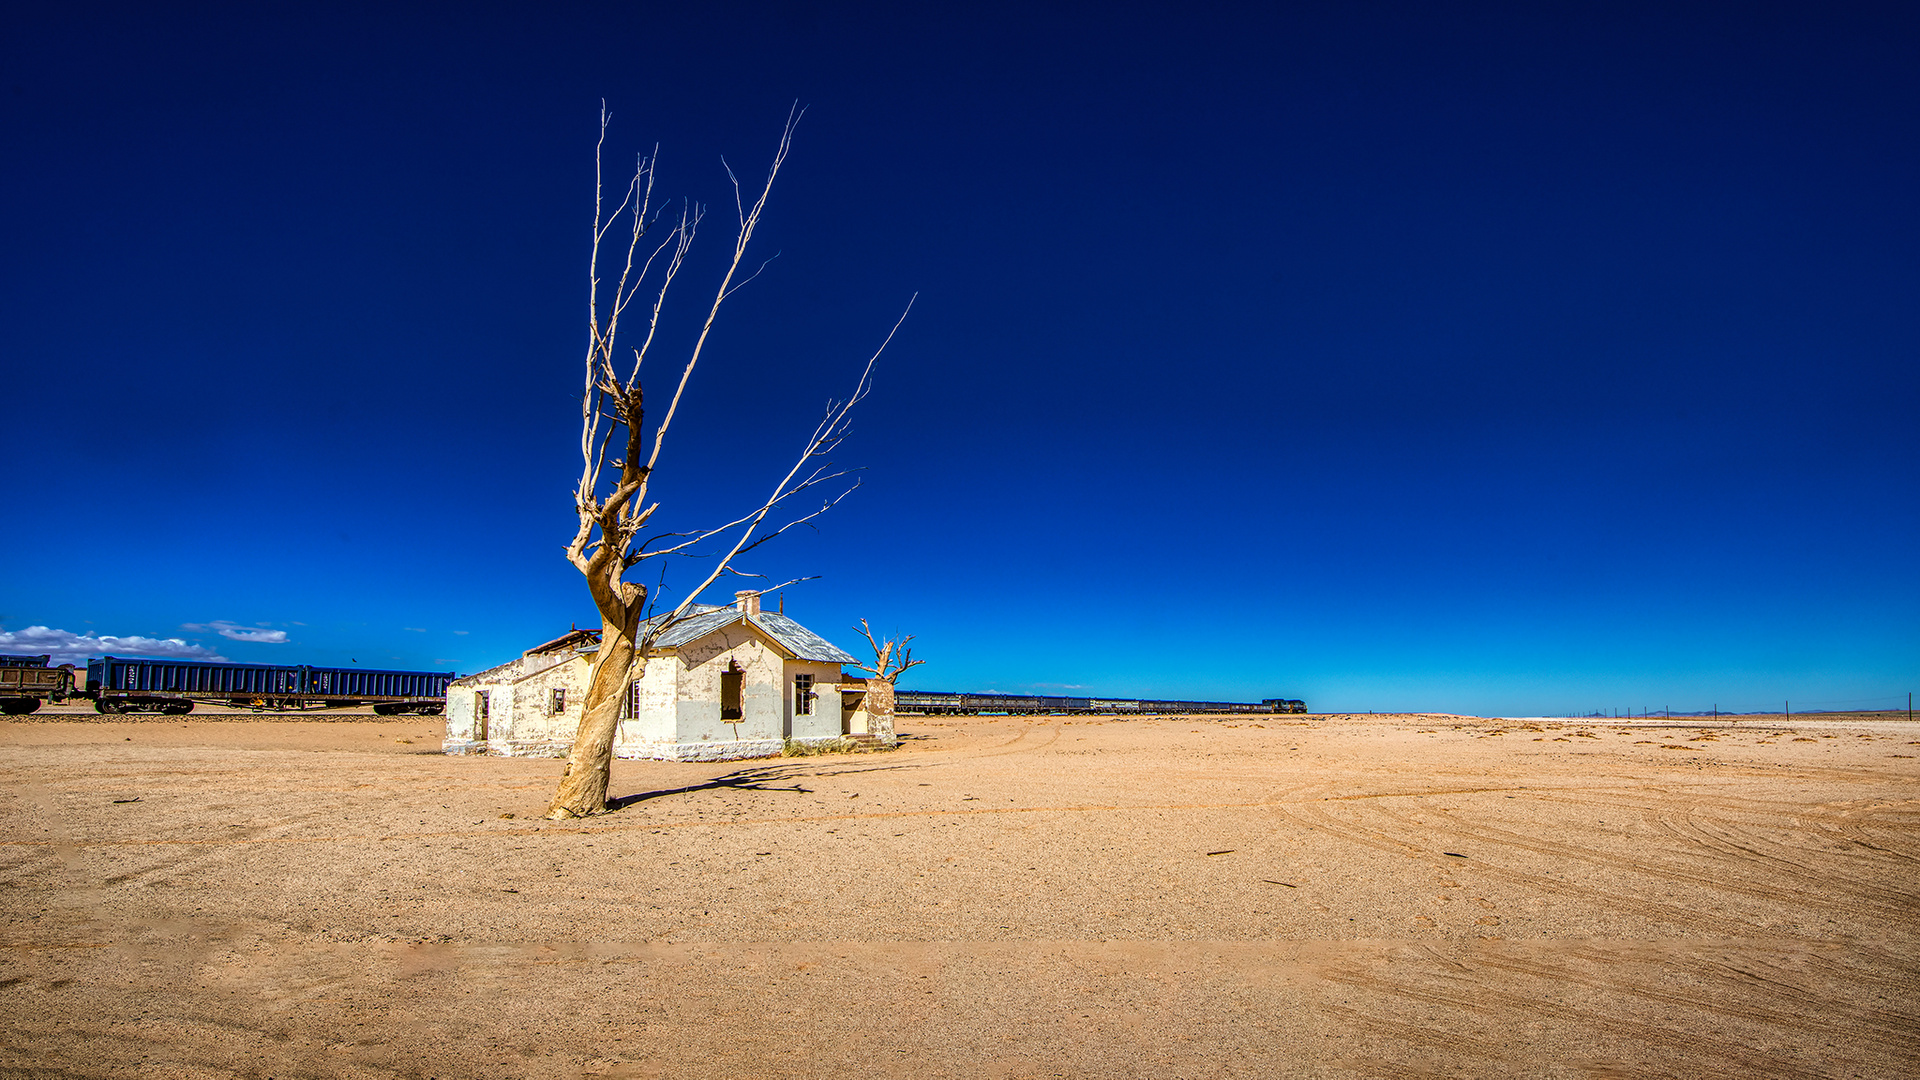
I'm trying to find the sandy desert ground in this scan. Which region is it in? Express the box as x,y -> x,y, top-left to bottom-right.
2,708 -> 1916,1079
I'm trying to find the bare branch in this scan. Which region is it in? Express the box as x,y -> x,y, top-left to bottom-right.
633,291 -> 913,612
850,619 -> 925,681
641,109 -> 804,483
723,573 -> 818,591
720,251 -> 782,301
723,157 -> 744,229
627,207 -> 698,399
731,481 -> 861,557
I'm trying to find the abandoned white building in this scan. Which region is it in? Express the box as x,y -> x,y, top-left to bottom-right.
442,592 -> 876,761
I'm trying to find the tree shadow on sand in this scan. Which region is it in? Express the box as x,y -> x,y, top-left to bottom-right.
605,758 -> 932,812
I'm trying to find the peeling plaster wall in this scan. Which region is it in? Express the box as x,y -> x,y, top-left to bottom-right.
444,664 -> 520,755
442,683 -> 480,753
504,653 -> 588,757
674,626 -> 783,747
442,650 -> 588,758
612,658 -> 680,758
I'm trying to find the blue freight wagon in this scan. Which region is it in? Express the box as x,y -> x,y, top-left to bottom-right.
86,656 -> 454,715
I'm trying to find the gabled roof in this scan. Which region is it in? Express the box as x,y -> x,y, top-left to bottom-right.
646,604 -> 860,665
524,627 -> 601,657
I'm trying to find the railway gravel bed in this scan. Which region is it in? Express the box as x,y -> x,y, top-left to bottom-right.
12,704 -> 433,723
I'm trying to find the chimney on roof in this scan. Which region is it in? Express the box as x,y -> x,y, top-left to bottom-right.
734,590 -> 761,616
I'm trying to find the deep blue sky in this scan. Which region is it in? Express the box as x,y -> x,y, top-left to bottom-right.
3,2 -> 1915,716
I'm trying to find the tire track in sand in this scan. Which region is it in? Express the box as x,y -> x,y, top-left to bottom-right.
1652,811 -> 1920,910
1268,801 -> 1804,940
1456,947 -> 1918,1051
1314,959 -> 1811,1080
1366,802 -> 1918,921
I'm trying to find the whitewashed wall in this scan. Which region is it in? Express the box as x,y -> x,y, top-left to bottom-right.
449,619 -> 862,762
786,660 -> 849,741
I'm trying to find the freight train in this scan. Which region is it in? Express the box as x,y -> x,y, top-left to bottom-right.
5,652 -> 1299,720
0,654 -> 453,715
86,656 -> 454,715
894,690 -> 1306,716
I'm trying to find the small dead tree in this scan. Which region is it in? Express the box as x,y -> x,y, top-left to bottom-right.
548,106 -> 911,819
850,619 -> 925,743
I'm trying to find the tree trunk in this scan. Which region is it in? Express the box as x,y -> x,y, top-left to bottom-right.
546,605 -> 642,819
864,677 -> 897,743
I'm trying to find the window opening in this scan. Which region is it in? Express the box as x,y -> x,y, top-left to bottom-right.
721,661 -> 743,721
550,687 -> 566,714
795,672 -> 814,716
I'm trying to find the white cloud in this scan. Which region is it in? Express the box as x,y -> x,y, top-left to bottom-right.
0,626 -> 228,666
181,620 -> 290,643
452,630 -> 469,635
404,627 -> 427,633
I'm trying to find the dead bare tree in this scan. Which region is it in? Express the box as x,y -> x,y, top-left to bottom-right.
548,105 -> 911,819
850,619 -> 925,743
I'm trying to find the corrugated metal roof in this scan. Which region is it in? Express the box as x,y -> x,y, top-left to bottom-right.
750,612 -> 861,664
642,604 -> 860,664
650,605 -> 738,649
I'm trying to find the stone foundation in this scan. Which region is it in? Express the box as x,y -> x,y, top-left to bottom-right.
615,737 -> 785,762
445,735 -> 795,762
